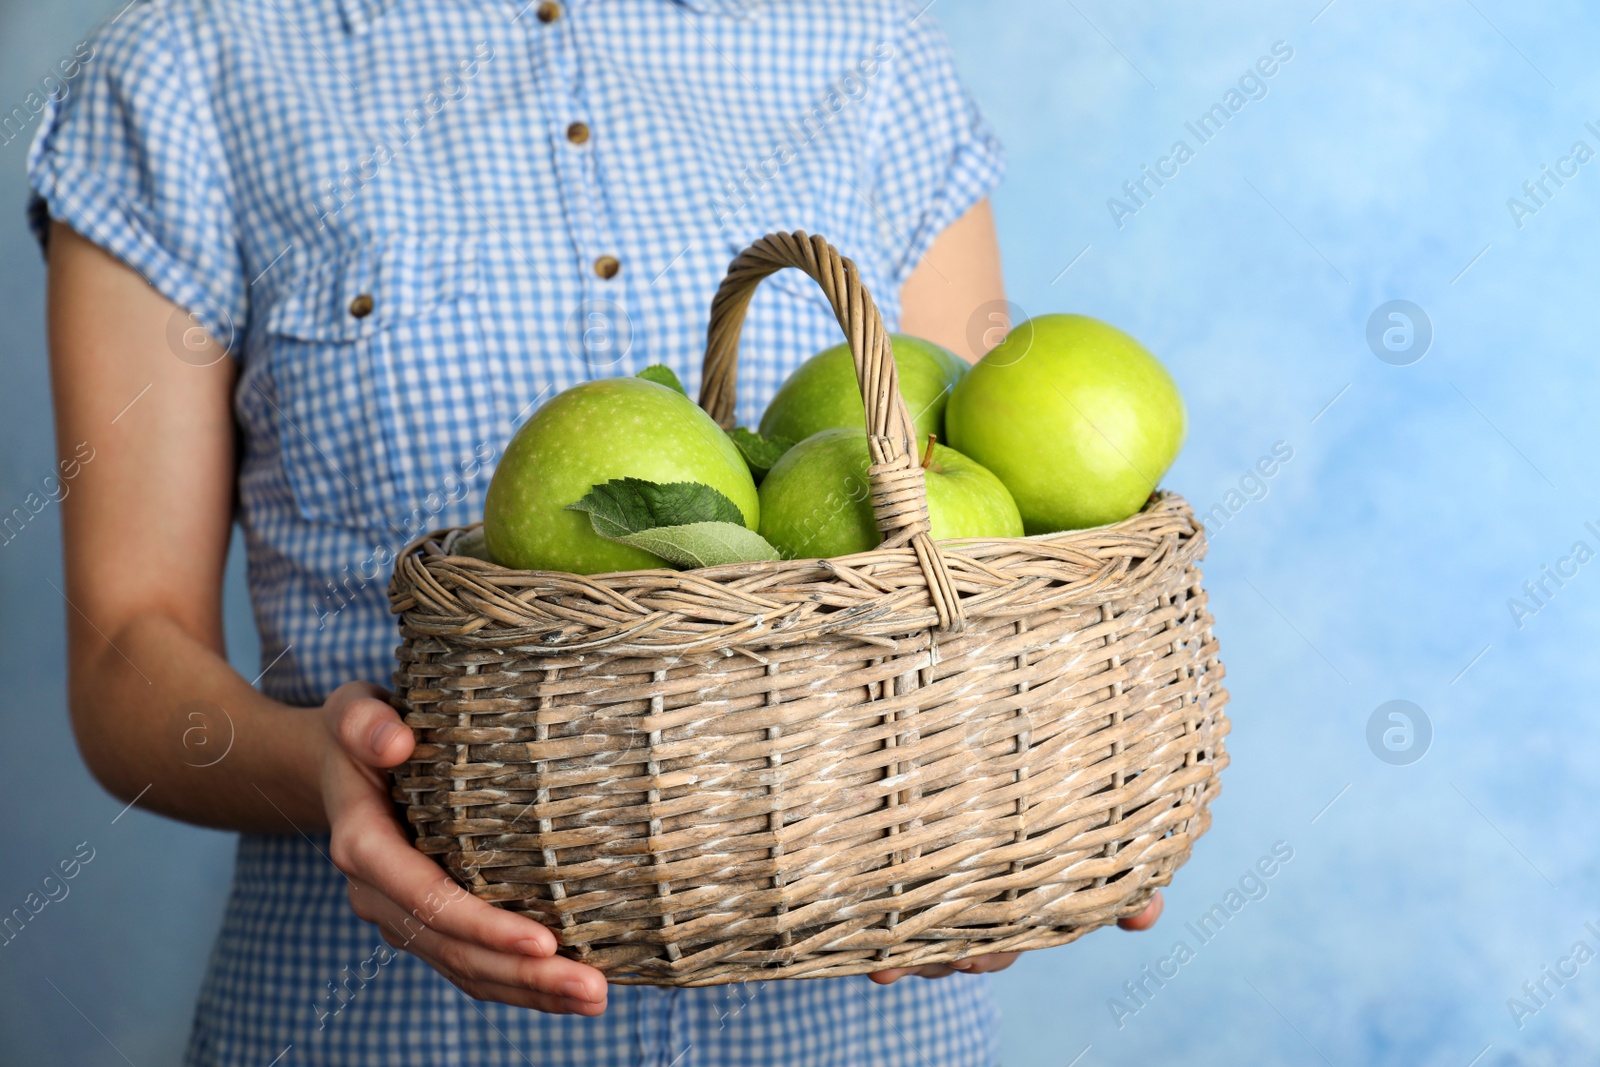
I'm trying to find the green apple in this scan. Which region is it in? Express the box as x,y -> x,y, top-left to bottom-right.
758,334 -> 969,444
757,427 -> 1023,559
484,377 -> 759,573
946,314 -> 1185,533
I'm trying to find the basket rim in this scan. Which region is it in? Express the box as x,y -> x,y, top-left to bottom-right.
414,490 -> 1200,581
387,493 -> 1208,655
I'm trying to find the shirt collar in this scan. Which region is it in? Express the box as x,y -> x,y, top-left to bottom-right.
340,0 -> 757,34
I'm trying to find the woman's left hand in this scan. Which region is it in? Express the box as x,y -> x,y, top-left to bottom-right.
866,891 -> 1164,985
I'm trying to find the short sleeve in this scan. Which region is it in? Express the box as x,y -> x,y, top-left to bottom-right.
27,2 -> 246,350
869,4 -> 1007,287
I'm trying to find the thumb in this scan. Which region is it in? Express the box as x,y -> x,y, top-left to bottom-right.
328,682 -> 415,769
1117,891 -> 1163,931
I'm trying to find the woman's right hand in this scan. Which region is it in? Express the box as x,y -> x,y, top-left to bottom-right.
319,682 -> 609,1015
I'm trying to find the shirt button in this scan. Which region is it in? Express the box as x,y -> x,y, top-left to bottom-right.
349,294 -> 375,319
536,1 -> 561,22
566,121 -> 590,145
593,255 -> 621,280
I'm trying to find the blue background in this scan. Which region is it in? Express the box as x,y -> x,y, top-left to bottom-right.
2,1 -> 1597,1064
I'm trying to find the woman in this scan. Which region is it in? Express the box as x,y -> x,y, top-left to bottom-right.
32,0 -> 1159,1062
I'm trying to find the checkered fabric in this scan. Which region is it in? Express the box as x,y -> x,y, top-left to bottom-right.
29,0 -> 1006,1062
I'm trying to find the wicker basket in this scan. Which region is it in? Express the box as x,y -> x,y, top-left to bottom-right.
388,231 -> 1230,987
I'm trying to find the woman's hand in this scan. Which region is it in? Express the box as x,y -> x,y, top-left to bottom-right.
866,892 -> 1165,985
320,682 -> 610,1015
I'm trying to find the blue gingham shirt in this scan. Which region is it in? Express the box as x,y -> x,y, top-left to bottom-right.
30,0 -> 1006,1062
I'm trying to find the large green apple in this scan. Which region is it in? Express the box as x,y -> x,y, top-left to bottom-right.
484,377 -> 759,573
758,427 -> 1023,559
946,314 -> 1185,533
758,334 -> 969,444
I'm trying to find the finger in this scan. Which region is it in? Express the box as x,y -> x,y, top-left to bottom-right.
867,967 -> 911,985
328,776 -> 559,958
1118,891 -> 1164,931
867,963 -> 957,984
949,952 -> 1020,975
452,979 -> 608,1017
358,884 -> 607,1007
329,683 -> 415,768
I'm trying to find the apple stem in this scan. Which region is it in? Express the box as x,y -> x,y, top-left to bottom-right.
920,433 -> 937,469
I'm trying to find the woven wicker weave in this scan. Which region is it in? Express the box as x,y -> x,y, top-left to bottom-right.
389,232 -> 1229,986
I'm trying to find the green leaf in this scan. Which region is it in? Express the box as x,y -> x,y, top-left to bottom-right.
564,478 -> 779,569
636,364 -> 688,395
566,478 -> 744,537
609,521 -> 780,569
726,426 -> 795,481
451,527 -> 493,561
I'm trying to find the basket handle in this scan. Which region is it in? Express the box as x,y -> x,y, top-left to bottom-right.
698,231 -> 965,631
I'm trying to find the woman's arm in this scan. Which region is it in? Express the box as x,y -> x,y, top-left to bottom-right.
48,222 -> 607,1014
899,198 -> 1007,363
48,221 -> 324,830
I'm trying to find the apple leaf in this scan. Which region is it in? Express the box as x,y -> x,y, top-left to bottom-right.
565,478 -> 778,569
726,427 -> 795,482
636,364 -> 688,395
450,526 -> 493,561
566,477 -> 744,535
608,521 -> 780,569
